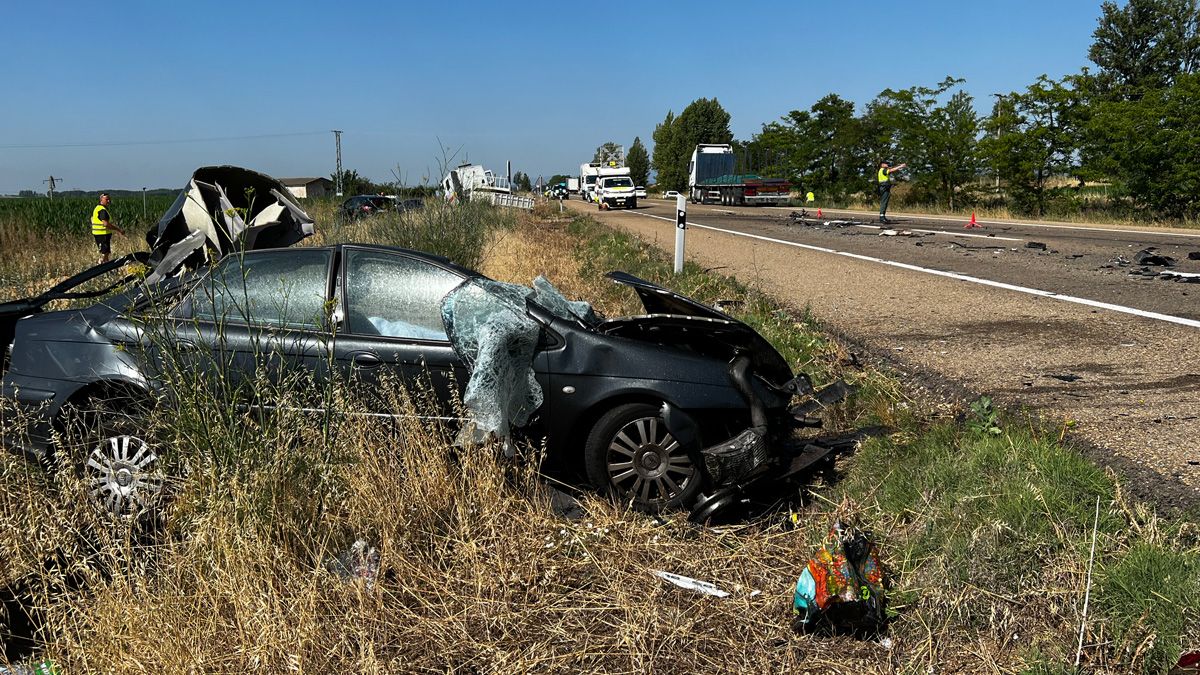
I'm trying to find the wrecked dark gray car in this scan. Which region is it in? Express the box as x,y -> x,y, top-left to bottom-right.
2,167 -> 848,519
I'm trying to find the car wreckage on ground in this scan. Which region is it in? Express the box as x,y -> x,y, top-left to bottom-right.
0,166 -> 852,521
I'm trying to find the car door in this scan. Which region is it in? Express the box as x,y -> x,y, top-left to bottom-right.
166,249 -> 335,409
333,247 -> 469,419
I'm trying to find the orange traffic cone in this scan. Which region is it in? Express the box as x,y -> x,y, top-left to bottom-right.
964,212 -> 980,229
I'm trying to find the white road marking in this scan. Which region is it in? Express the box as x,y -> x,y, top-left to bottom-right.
629,210 -> 1200,330
764,206 -> 1200,239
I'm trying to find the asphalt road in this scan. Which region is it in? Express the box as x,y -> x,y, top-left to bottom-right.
568,198 -> 1200,510
632,200 -> 1200,323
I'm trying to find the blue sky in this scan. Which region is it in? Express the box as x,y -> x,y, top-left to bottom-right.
1,0 -> 1104,193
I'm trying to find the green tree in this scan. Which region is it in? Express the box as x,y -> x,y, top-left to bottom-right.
547,174 -> 571,187
651,98 -> 734,192
627,137 -> 650,187
1090,71 -> 1200,217
652,110 -> 687,192
980,76 -> 1082,216
676,98 -> 733,149
331,169 -> 381,196
593,142 -> 624,165
1088,0 -> 1200,100
518,173 -> 533,192
865,77 -> 980,209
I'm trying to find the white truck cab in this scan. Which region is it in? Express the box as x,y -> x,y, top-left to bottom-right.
596,175 -> 637,210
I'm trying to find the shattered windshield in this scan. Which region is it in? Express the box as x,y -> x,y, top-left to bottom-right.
440,276 -> 596,443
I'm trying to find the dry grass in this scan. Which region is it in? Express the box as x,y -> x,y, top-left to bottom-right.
0,379 -> 892,673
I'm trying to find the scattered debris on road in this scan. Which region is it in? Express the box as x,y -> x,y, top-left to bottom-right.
1159,270 -> 1200,283
879,229 -> 915,237
1134,247 -> 1176,267
1047,373 -> 1084,382
1189,251 -> 1200,261
1026,241 -> 1048,250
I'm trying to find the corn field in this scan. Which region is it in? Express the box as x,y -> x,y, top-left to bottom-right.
0,195 -> 178,235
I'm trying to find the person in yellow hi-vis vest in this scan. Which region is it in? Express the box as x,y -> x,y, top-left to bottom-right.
877,161 -> 907,224
91,193 -> 125,264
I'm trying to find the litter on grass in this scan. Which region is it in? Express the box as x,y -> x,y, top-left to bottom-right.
653,570 -> 730,598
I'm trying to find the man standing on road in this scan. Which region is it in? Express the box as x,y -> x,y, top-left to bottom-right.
91,193 -> 125,264
877,161 -> 907,224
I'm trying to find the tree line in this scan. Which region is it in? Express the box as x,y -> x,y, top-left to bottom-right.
636,0 -> 1200,220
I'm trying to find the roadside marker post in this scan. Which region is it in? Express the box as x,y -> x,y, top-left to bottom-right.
674,194 -> 687,274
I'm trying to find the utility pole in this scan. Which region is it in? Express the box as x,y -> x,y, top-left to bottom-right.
332,129 -> 343,196
142,187 -> 147,219
990,93 -> 1008,191
43,175 -> 63,200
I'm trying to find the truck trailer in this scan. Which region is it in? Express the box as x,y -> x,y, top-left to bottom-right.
688,144 -> 791,206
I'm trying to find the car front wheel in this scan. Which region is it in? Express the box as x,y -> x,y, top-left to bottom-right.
584,403 -> 702,512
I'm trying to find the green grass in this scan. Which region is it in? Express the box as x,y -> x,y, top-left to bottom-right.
565,212 -> 1200,672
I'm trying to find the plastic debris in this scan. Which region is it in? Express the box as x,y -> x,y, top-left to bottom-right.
1025,241 -> 1047,250
325,539 -> 380,590
0,663 -> 57,675
653,570 -> 730,598
1189,252 -> 1200,261
792,520 -> 887,636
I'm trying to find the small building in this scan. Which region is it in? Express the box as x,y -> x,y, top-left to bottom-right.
279,177 -> 334,199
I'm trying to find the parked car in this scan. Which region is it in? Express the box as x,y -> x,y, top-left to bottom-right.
338,195 -> 397,221
664,190 -> 681,199
2,244 -> 833,519
398,198 -> 424,212
635,186 -> 647,199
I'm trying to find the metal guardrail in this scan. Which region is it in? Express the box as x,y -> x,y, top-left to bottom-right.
491,193 -> 535,210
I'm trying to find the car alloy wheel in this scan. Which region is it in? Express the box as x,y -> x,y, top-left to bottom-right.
585,403 -> 702,511
85,434 -> 164,518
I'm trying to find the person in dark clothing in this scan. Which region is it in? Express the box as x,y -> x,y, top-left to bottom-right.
876,161 -> 907,224
90,193 -> 125,264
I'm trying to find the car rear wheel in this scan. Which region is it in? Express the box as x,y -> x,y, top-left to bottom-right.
59,394 -> 165,520
584,403 -> 702,512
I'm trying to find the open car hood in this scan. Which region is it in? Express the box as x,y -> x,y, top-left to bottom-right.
145,165 -> 315,280
601,272 -> 792,385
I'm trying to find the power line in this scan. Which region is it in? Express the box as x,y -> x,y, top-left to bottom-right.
0,130 -> 330,150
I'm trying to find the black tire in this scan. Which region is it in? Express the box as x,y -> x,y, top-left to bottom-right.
629,198 -> 637,210
58,392 -> 165,520
584,403 -> 703,512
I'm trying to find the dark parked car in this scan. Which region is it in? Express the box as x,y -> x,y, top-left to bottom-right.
3,244 -> 838,519
338,195 -> 397,221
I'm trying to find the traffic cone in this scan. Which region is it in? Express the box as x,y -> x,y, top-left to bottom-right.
817,208 -> 823,218
964,212 -> 980,229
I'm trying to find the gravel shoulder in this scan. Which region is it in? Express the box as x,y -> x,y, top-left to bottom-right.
570,201 -> 1200,510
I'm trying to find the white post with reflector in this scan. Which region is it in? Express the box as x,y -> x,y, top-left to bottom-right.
674,193 -> 687,274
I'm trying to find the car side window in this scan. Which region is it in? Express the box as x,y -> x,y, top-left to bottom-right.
344,250 -> 464,341
188,250 -> 331,330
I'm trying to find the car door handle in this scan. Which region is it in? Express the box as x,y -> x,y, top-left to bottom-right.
349,351 -> 381,368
